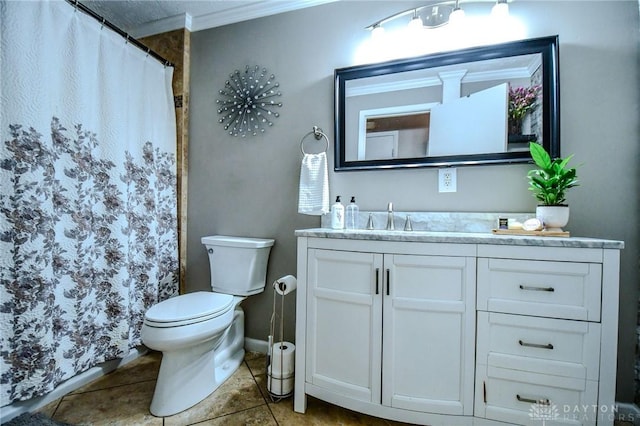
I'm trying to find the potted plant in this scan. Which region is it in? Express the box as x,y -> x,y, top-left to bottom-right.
527,142 -> 579,231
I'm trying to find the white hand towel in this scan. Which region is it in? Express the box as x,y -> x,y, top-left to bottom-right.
298,152 -> 329,215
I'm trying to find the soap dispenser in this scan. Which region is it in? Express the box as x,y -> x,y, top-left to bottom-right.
330,196 -> 345,229
345,196 -> 359,229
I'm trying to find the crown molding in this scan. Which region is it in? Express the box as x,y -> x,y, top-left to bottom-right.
346,77 -> 442,97
130,13 -> 192,38
193,0 -> 338,32
130,0 -> 338,38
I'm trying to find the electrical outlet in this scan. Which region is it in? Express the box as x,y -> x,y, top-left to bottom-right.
438,168 -> 457,193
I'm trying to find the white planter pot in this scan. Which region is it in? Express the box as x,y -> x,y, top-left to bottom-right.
536,205 -> 570,232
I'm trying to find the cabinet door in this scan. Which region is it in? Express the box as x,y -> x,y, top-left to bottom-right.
306,249 -> 383,402
382,254 -> 476,415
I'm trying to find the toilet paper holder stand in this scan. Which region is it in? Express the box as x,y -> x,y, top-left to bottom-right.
266,276 -> 296,401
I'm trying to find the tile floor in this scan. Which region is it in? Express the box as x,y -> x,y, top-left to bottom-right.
37,351 -> 410,425
35,350 -> 633,426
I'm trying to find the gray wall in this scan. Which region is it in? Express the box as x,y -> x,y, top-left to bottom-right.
188,1 -> 640,402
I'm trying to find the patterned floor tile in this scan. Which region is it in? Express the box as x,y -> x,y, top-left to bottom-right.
36,398 -> 62,418
163,363 -> 266,426
194,405 -> 277,426
269,396 -> 391,426
71,351 -> 161,394
52,380 -> 161,426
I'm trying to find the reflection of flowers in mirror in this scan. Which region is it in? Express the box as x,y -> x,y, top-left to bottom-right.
509,85 -> 541,121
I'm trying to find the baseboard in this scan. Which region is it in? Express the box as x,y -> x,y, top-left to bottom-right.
617,402 -> 640,425
244,337 -> 269,354
0,347 -> 147,424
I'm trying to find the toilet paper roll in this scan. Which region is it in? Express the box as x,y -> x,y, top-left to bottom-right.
268,341 -> 295,375
273,275 -> 297,295
267,376 -> 294,396
268,341 -> 295,396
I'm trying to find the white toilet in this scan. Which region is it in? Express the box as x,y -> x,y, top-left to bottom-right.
141,235 -> 274,417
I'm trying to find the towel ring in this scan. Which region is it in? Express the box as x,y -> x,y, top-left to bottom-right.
300,126 -> 329,155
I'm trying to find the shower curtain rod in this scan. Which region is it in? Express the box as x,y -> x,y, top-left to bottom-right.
65,0 -> 175,68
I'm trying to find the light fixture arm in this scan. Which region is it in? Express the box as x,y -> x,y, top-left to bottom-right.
365,0 -> 510,31
366,7 -> 420,30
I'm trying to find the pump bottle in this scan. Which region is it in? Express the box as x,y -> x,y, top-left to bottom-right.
330,196 -> 344,229
345,196 -> 359,229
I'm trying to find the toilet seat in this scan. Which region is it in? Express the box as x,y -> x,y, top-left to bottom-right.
144,291 -> 234,328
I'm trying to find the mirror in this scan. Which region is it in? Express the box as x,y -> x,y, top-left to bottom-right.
335,36 -> 559,171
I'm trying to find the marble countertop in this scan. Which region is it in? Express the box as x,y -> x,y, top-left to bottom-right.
295,228 -> 625,249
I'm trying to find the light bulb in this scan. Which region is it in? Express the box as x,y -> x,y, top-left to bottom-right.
408,16 -> 423,32
371,24 -> 385,41
448,7 -> 465,26
491,1 -> 509,19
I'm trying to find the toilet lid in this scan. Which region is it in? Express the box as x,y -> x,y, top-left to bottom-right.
145,291 -> 234,324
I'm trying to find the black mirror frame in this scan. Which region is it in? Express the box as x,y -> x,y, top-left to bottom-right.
334,35 -> 560,171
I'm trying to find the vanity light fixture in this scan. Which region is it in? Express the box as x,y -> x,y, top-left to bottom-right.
365,1 -> 511,36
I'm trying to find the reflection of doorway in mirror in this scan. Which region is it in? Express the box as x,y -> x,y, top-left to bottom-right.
358,104 -> 436,161
363,131 -> 399,160
365,113 -> 430,160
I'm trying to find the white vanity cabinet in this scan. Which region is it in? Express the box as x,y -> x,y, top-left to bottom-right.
298,237 -> 476,424
294,231 -> 622,426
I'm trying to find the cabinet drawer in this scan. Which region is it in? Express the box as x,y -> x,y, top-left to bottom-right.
477,258 -> 602,321
475,365 -> 599,425
477,312 -> 601,380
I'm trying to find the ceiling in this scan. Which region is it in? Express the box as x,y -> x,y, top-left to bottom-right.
79,0 -> 339,38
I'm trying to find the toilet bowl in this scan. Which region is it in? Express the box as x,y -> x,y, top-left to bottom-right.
141,235 -> 274,417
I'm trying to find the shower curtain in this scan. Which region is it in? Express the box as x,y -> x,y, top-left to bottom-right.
0,0 -> 178,406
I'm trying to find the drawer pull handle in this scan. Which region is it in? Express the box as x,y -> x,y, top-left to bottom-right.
519,284 -> 555,292
519,340 -> 554,350
517,394 -> 550,405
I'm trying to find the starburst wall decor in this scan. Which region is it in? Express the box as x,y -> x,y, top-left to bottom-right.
216,65 -> 283,137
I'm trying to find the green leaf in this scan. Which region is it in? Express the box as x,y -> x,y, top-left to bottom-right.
529,142 -> 551,169
557,154 -> 574,170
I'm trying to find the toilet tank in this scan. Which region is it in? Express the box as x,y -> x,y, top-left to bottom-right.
201,235 -> 275,296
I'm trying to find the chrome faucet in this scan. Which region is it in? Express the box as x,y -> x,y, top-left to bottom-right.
386,202 -> 394,231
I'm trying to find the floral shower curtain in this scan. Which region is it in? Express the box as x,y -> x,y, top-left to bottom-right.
0,0 -> 178,406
